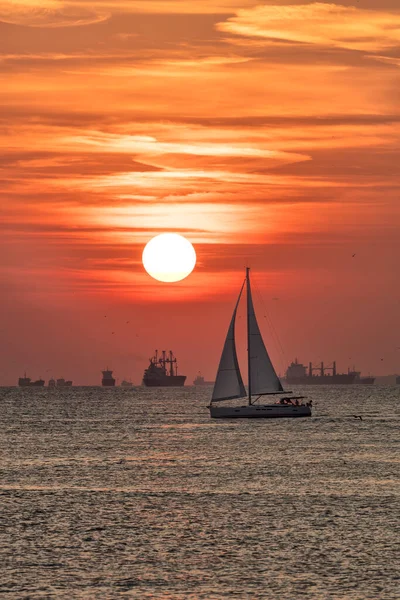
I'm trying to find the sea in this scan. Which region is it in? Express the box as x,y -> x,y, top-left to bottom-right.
0,385 -> 399,599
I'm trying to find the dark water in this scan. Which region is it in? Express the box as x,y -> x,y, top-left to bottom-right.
1,385 -> 399,599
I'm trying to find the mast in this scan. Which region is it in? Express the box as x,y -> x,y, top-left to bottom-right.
246,267 -> 252,405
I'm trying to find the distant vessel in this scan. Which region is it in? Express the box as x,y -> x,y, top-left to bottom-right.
193,372 -> 214,386
142,350 -> 186,387
102,369 -> 116,387
48,378 -> 56,388
396,376 -> 400,385
56,378 -> 73,387
18,373 -> 45,387
209,268 -> 311,418
348,369 -> 375,385
285,359 -> 355,385
120,380 -> 133,387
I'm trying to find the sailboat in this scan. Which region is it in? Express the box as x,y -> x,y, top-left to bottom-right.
209,268 -> 312,418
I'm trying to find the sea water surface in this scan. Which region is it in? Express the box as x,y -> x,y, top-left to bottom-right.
0,385 -> 399,599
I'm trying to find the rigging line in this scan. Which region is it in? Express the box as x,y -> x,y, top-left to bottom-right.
252,277 -> 288,377
254,281 -> 286,360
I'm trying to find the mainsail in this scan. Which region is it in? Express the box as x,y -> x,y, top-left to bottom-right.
247,277 -> 284,395
211,282 -> 246,402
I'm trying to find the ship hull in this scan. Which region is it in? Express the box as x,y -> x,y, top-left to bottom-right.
285,375 -> 355,385
102,380 -> 115,387
18,378 -> 30,387
356,377 -> 375,385
18,379 -> 45,387
143,375 -> 186,387
210,404 -> 311,419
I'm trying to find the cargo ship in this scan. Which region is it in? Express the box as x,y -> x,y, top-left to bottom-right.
18,373 -> 45,387
120,379 -> 133,387
56,378 -> 73,387
396,375 -> 400,385
193,372 -> 214,386
143,350 -> 186,387
48,377 -> 73,387
285,359 -> 356,385
102,369 -> 116,387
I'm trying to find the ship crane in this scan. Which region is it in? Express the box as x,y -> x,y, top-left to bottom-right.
156,350 -> 179,376
308,361 -> 337,377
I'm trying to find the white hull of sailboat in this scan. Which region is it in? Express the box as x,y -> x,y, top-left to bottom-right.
209,403 -> 311,419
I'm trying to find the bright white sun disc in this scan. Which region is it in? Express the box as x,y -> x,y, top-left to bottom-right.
142,233 -> 196,282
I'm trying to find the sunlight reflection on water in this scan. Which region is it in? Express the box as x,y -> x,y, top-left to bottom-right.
0,385 -> 399,599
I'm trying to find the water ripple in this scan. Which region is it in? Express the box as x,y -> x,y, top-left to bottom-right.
0,385 -> 399,598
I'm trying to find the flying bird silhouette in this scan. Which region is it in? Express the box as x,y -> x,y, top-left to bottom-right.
352,253 -> 356,258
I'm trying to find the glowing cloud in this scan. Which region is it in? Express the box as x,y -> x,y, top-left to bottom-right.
0,0 -> 108,27
218,3 -> 400,52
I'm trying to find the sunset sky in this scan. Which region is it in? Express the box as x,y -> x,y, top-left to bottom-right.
1,0 -> 400,385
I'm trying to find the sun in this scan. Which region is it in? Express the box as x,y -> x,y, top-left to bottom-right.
142,233 -> 197,282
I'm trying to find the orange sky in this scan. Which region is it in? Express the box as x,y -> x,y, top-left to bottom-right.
1,0 -> 400,385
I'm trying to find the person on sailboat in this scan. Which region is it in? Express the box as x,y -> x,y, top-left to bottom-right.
279,397 -> 290,405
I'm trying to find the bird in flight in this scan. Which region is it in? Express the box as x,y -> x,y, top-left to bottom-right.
352,253 -> 356,258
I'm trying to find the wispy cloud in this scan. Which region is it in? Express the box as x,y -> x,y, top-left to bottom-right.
1,1 -> 399,317
0,0 -> 108,26
1,1 -> 400,384
0,0 -> 260,27
218,3 -> 400,52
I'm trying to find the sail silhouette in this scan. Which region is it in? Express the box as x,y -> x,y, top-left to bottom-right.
247,280 -> 284,395
211,281 -> 246,401
209,268 -> 311,419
